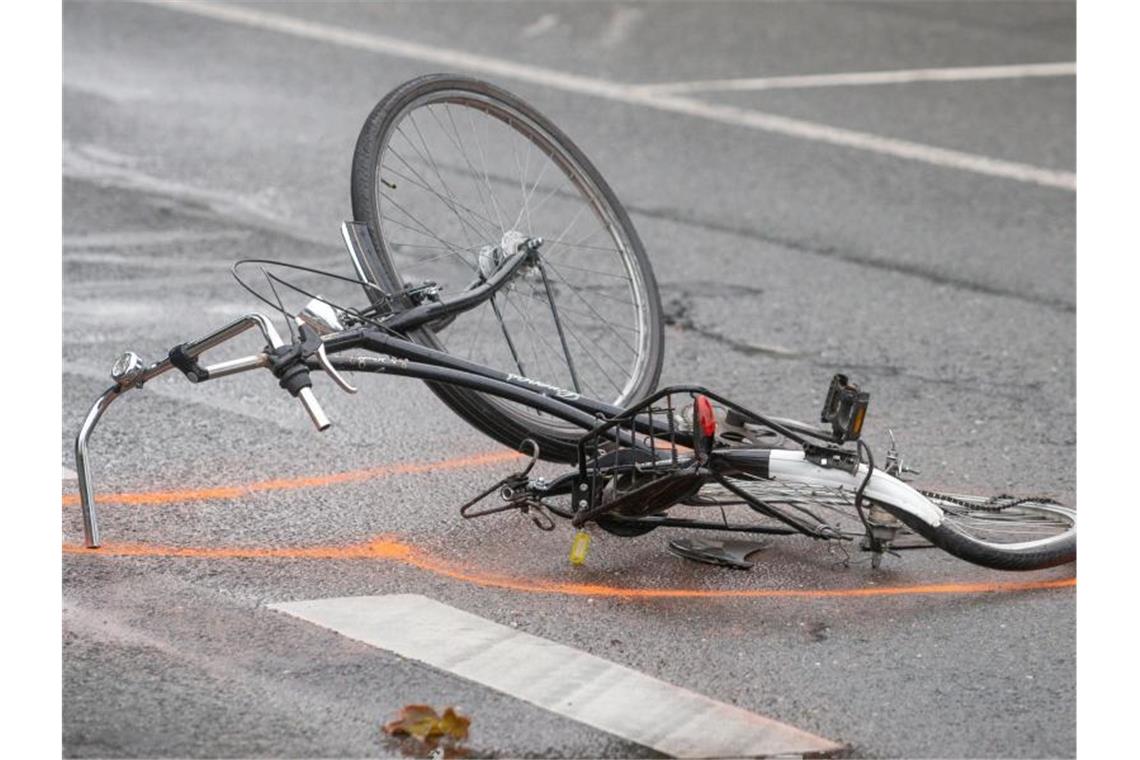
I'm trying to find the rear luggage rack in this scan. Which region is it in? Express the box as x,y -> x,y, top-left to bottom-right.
570,386 -> 808,526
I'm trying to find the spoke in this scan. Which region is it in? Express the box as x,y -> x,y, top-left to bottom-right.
538,259 -> 641,355
379,198 -> 476,268
520,167 -> 573,221
534,282 -> 640,307
545,202 -> 593,261
539,239 -> 624,255
548,304 -> 632,396
383,149 -> 500,236
387,241 -> 479,253
389,244 -> 484,269
499,289 -> 622,396
545,220 -> 611,255
379,206 -> 471,261
514,145 -> 552,234
489,294 -> 527,375
511,131 -> 534,232
462,301 -> 491,361
469,106 -> 508,235
534,257 -> 581,392
397,116 -> 488,251
543,259 -> 632,282
496,292 -> 569,387
432,103 -> 507,238
511,288 -> 640,335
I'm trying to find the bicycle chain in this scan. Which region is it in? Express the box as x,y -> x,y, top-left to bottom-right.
917,490 -> 1063,512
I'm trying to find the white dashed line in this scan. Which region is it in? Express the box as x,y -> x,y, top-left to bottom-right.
269,594 -> 844,758
140,0 -> 1075,191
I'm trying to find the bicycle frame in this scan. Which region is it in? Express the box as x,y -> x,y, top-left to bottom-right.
73,223 -> 869,549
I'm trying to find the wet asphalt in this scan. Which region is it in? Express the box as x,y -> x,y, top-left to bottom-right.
63,2 -> 1075,757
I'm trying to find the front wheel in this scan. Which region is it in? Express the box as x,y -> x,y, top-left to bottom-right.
351,74 -> 665,462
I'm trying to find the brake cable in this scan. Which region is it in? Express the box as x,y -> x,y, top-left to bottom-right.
852,439 -> 880,551
230,258 -> 404,337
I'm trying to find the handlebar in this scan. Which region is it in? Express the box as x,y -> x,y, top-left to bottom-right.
297,387 -> 331,431
162,312 -> 333,432
75,312 -> 338,547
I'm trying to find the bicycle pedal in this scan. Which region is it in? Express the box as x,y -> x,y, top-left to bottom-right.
569,530 -> 591,565
666,538 -> 770,570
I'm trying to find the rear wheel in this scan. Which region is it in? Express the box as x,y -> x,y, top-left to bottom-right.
699,477 -> 1076,570
351,74 -> 664,462
898,492 -> 1076,571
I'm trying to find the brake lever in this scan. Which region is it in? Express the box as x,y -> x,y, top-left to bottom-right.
315,342 -> 357,393
294,318 -> 357,393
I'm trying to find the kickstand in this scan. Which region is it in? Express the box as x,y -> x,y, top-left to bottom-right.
458,439 -> 554,530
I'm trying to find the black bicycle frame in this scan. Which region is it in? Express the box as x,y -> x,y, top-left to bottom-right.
74,222 -> 847,548
336,221 -> 838,444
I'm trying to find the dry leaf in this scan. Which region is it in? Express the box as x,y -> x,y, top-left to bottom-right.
436,707 -> 471,741
384,704 -> 471,744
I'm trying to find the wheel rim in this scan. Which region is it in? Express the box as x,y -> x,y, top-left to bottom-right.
695,479 -> 1076,552
924,493 -> 1076,550
371,88 -> 655,434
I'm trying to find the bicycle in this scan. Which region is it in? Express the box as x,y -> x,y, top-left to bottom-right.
72,74 -> 1076,572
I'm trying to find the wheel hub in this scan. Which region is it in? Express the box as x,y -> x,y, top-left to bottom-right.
478,230 -> 543,283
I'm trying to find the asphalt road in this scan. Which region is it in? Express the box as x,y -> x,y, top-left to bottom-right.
62,1 -> 1075,757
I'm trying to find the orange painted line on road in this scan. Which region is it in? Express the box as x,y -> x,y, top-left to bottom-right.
60,450 -> 523,507
62,535 -> 1076,600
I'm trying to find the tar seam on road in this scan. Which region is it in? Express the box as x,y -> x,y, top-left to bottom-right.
269,593 -> 845,757
140,0 -> 1075,191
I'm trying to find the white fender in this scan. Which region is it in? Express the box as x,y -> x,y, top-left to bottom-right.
766,449 -> 944,528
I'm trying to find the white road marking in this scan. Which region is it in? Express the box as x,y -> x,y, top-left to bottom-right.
600,6 -> 645,49
63,250 -> 231,271
270,594 -> 843,758
636,61 -> 1076,95
521,13 -> 559,39
64,142 -> 331,247
64,230 -> 251,250
141,0 -> 1075,191
63,466 -> 78,482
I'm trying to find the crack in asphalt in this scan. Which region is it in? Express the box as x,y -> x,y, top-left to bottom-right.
661,294 -> 810,360
635,202 -> 1074,313
660,293 -> 1057,403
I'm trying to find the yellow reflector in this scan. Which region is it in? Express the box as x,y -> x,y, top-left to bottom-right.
569,530 -> 591,566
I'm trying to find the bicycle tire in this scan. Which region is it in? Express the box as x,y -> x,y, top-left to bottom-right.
884,493 -> 1076,571
706,462 -> 1076,571
351,74 -> 664,462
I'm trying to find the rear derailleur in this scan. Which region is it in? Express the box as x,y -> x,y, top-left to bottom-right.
456,439 -> 555,531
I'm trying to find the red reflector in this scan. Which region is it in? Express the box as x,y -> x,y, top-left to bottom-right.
693,395 -> 716,438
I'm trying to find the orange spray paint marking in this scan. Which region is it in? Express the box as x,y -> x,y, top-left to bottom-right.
61,450 -> 523,507
62,536 -> 1076,600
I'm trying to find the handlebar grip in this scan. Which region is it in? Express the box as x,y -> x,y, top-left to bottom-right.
297,387 -> 331,431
